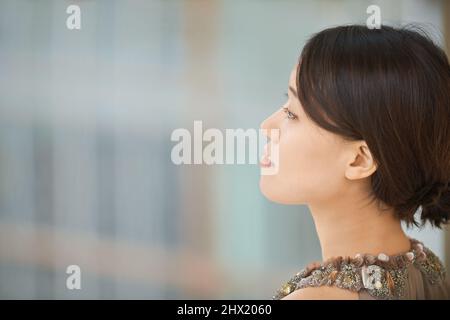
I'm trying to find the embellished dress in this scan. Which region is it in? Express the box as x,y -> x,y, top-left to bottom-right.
273,238 -> 450,300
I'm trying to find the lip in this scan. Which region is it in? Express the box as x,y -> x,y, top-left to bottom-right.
259,157 -> 272,168
260,144 -> 272,168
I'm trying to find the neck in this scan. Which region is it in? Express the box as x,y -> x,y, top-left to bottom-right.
309,192 -> 411,262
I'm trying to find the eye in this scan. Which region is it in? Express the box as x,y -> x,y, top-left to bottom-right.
283,107 -> 298,120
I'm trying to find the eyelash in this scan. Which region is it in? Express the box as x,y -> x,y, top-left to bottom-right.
282,92 -> 298,120
283,106 -> 298,120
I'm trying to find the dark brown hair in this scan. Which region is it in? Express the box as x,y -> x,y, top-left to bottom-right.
297,24 -> 450,228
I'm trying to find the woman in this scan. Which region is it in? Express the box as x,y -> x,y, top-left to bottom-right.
260,25 -> 450,300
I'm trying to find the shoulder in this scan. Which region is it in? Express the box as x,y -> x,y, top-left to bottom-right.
281,286 -> 359,300
274,238 -> 446,300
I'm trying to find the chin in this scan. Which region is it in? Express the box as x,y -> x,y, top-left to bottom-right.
259,176 -> 294,204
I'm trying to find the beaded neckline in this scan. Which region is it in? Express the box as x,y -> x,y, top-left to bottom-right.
272,238 -> 446,300
309,237 -> 422,272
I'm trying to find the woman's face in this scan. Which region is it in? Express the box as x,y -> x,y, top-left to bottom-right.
259,65 -> 355,205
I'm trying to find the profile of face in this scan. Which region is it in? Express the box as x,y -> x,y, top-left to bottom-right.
259,64 -> 377,206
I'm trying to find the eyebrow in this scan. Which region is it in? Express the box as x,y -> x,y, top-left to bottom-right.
289,85 -> 297,97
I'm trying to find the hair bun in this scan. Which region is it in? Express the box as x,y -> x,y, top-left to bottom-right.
419,181 -> 450,227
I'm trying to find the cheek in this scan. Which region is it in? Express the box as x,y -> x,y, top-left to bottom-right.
282,129 -> 331,187
260,125 -> 344,204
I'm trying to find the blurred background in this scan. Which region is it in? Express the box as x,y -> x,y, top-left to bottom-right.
0,0 -> 449,299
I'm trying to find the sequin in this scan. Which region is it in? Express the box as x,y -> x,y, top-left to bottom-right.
361,265 -> 383,290
406,252 -> 414,261
378,253 -> 389,262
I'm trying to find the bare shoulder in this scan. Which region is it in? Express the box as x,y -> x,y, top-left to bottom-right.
281,286 -> 359,300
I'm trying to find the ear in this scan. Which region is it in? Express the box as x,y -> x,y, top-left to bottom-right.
344,141 -> 378,180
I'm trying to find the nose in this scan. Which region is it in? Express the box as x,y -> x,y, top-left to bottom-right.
260,109 -> 282,142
